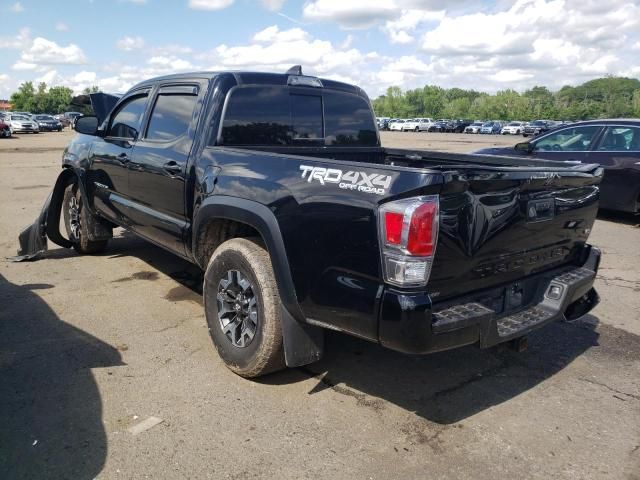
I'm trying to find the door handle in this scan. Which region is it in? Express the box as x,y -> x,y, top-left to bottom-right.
117,153 -> 130,163
163,161 -> 182,175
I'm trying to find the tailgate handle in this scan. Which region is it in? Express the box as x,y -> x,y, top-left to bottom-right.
527,198 -> 555,222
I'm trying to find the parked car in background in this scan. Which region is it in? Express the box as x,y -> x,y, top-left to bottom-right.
501,121 -> 525,135
480,121 -> 502,134
0,118 -> 11,138
523,120 -> 555,137
419,118 -> 436,131
401,118 -> 419,131
376,117 -> 390,130
449,119 -> 473,133
474,119 -> 640,213
54,114 -> 71,128
429,119 -> 451,132
464,121 -> 484,134
63,111 -> 84,129
6,114 -> 39,133
388,119 -> 405,131
34,114 -> 63,132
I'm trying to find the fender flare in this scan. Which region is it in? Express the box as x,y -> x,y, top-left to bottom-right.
192,196 -> 323,367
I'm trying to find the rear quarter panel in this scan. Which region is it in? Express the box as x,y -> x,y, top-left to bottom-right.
197,147 -> 443,339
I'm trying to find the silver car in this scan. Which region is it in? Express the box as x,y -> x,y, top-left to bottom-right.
7,114 -> 40,133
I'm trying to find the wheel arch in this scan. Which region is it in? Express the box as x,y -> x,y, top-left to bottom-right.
192,196 -> 324,367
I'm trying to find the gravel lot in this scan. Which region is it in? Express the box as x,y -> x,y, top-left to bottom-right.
1,130 -> 638,480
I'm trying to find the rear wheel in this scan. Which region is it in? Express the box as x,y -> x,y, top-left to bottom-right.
204,238 -> 285,378
63,184 -> 109,254
414,127 -> 419,132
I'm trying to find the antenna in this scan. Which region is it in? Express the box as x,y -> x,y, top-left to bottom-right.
286,65 -> 303,75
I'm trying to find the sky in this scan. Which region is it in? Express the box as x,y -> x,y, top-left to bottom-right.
1,0 -> 639,100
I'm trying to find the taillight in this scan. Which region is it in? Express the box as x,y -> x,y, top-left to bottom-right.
378,195 -> 439,287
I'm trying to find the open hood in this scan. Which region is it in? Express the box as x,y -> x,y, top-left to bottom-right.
70,92 -> 121,124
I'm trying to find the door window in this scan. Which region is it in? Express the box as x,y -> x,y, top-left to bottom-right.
597,126 -> 640,151
146,91 -> 198,141
107,94 -> 148,139
534,126 -> 600,152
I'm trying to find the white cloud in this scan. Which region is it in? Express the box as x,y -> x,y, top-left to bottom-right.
14,37 -> 86,67
383,9 -> 444,44
55,22 -> 69,32
260,0 -> 285,10
147,55 -> 195,70
252,25 -> 309,43
303,0 -> 397,29
188,0 -> 234,10
0,28 -> 30,49
10,2 -> 23,12
117,36 -> 145,51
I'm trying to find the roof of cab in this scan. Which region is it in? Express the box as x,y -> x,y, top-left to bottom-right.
129,70 -> 366,97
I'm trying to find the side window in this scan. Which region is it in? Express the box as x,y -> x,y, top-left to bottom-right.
324,92 -> 377,146
220,87 -> 290,146
146,91 -> 198,141
534,126 -> 600,152
107,94 -> 148,139
598,127 -> 640,151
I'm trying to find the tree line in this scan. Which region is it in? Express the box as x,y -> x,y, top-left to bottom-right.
8,82 -> 99,114
372,76 -> 640,121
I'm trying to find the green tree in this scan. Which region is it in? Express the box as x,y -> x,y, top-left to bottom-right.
10,82 -> 37,112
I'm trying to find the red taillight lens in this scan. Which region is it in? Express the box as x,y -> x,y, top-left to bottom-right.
384,212 -> 404,245
378,195 -> 439,287
407,202 -> 437,256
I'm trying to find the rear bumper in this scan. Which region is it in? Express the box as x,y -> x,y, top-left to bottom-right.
378,245 -> 601,354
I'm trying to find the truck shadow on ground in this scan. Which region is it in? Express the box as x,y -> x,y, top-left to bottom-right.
34,233 -> 601,427
273,317 -> 600,424
0,274 -> 124,480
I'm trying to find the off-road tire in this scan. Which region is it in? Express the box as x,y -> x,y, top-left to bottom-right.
204,237 -> 285,378
63,184 -> 109,254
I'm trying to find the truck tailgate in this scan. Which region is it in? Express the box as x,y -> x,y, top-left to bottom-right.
427,165 -> 602,301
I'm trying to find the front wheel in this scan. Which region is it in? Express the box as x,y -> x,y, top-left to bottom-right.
204,238 -> 285,378
63,184 -> 109,254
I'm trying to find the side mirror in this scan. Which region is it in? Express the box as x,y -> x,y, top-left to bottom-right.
514,142 -> 533,153
75,116 -> 99,136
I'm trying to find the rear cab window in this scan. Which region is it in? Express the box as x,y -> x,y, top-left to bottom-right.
216,85 -> 377,147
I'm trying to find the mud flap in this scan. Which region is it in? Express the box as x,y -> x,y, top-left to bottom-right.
280,306 -> 324,367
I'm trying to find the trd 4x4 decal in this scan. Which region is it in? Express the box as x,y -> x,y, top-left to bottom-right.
299,165 -> 392,195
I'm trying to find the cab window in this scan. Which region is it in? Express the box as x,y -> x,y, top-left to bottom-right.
146,88 -> 198,141
107,94 -> 148,139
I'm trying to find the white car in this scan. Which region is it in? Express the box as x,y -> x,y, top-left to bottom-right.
389,119 -> 405,131
464,121 -> 484,134
501,121 -> 525,135
7,114 -> 39,134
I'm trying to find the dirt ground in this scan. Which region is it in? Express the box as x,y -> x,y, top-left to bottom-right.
1,130 -> 638,480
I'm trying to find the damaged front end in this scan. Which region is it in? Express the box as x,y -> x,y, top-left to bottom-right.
13,173 -> 75,261
13,91 -> 121,262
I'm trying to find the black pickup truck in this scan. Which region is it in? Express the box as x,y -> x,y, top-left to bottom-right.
17,67 -> 603,378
